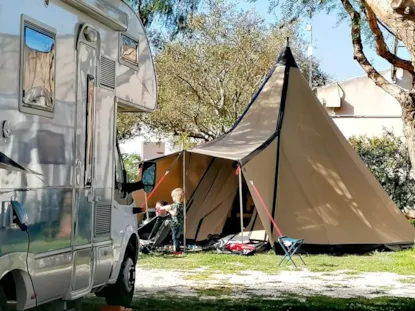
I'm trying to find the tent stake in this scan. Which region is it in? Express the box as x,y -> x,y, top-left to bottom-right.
182,151 -> 187,252
238,165 -> 244,242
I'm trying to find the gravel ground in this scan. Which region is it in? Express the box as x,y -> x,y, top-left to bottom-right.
135,267 -> 415,299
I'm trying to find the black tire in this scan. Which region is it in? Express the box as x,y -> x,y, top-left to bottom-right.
104,245 -> 136,307
0,286 -> 8,311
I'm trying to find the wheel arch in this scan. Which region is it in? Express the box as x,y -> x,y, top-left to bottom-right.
108,225 -> 139,283
0,269 -> 36,310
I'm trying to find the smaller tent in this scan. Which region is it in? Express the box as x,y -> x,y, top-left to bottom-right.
133,46 -> 415,253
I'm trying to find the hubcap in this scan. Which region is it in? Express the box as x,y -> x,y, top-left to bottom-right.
123,258 -> 135,292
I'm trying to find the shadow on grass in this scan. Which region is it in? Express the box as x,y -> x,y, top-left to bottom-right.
82,295 -> 415,311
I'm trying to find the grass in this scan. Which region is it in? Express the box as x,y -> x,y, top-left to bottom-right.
183,271 -> 217,281
400,277 -> 415,284
138,248 -> 415,275
194,286 -> 234,297
82,295 -> 415,311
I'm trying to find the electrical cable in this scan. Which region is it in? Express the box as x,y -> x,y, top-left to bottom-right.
25,230 -> 37,307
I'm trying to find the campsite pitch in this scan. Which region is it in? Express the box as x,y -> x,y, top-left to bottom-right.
135,250 -> 415,300
82,250 -> 415,310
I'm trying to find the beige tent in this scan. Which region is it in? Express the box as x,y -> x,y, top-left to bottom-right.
133,46 -> 415,252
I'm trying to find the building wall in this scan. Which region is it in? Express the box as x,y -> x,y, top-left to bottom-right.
314,68 -> 412,139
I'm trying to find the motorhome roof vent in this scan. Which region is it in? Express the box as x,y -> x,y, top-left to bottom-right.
100,56 -> 116,90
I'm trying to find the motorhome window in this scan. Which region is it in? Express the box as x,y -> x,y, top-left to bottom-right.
120,34 -> 138,66
22,25 -> 56,113
85,75 -> 95,187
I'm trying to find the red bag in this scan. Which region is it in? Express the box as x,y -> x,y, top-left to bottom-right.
225,243 -> 256,255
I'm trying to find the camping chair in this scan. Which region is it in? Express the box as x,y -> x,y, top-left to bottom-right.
139,215 -> 172,254
248,179 -> 306,268
277,236 -> 306,268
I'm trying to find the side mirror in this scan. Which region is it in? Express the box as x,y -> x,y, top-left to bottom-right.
141,161 -> 156,193
10,201 -> 28,231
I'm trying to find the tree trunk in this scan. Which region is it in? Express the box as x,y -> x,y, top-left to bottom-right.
401,91 -> 415,170
355,1 -> 415,169
402,119 -> 415,170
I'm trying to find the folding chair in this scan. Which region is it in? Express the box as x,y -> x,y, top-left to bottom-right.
248,179 -> 306,268
277,236 -> 306,268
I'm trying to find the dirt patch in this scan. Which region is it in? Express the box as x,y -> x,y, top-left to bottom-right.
135,267 -> 415,299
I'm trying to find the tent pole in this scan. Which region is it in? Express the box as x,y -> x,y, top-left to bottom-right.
182,151 -> 187,252
144,192 -> 149,220
238,165 -> 244,242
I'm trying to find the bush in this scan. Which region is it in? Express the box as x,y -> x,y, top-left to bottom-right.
349,130 -> 415,211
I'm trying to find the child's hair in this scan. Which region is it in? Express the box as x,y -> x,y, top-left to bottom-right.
171,188 -> 185,203
156,200 -> 168,206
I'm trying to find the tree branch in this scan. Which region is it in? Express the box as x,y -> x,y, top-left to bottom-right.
376,19 -> 396,37
341,0 -> 405,101
363,2 -> 414,73
173,74 -> 202,101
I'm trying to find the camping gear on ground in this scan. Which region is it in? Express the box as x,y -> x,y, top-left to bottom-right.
133,45 -> 415,254
138,214 -> 172,254
214,234 -> 268,256
225,243 -> 256,256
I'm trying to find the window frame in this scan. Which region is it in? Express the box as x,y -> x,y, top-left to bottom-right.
118,32 -> 139,70
19,15 -> 57,119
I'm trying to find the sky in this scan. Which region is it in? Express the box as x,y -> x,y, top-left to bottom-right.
237,1 -> 410,81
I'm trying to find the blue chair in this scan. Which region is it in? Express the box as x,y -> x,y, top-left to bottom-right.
277,236 -> 306,268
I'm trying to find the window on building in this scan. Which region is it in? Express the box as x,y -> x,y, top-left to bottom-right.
21,24 -> 56,116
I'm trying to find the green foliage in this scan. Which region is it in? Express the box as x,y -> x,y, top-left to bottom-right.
119,1 -> 330,144
128,0 -> 200,38
409,219 -> 415,227
122,153 -> 141,182
349,130 -> 415,211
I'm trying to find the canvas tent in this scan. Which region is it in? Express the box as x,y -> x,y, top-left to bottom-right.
133,46 -> 415,252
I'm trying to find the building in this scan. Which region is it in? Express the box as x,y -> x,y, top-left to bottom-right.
141,141 -> 165,160
315,68 -> 412,139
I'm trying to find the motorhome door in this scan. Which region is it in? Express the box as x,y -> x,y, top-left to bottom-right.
72,25 -> 99,293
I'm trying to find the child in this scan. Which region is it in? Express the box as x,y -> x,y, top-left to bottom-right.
159,188 -> 185,255
155,200 -> 169,217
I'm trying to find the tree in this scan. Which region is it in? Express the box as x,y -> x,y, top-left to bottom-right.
122,153 -> 142,182
128,0 -> 200,39
349,130 -> 415,211
121,1 -> 330,143
259,0 -> 415,170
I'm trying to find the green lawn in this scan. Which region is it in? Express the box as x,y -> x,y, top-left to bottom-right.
138,248 -> 415,275
82,296 -> 415,311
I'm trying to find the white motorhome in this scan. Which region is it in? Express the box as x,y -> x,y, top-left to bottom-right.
0,0 -> 157,310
